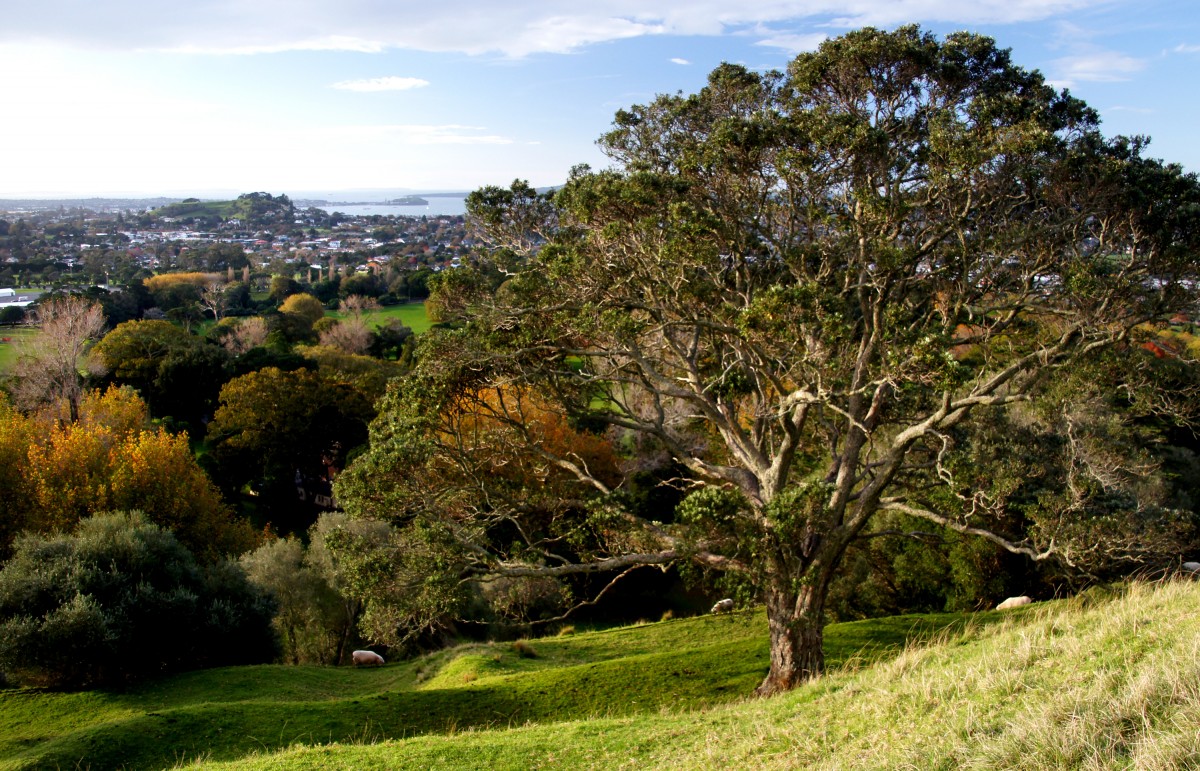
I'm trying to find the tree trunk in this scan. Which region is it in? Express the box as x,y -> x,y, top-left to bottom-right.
755,580 -> 826,696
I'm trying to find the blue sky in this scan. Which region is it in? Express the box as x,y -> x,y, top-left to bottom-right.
0,0 -> 1197,198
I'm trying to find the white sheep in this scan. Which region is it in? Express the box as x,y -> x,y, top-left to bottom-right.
711,598 -> 735,614
995,595 -> 1033,610
352,649 -> 385,667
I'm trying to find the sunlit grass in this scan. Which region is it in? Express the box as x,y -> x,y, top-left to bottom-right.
326,301 -> 430,334
204,581 -> 1200,771
0,605 -> 984,770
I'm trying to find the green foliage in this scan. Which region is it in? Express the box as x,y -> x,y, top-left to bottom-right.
240,536 -> 351,665
93,319 -> 232,421
207,368 -> 374,531
0,511 -> 277,689
268,275 -> 301,305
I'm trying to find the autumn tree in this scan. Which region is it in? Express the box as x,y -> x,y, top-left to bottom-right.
339,27 -> 1200,695
8,295 -> 105,422
277,292 -> 327,342
317,295 -> 379,355
218,316 -> 270,355
0,387 -> 256,560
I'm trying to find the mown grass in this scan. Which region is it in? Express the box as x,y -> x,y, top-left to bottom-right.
0,606 -> 989,770
326,302 -> 430,335
0,328 -> 35,374
203,580 -> 1200,771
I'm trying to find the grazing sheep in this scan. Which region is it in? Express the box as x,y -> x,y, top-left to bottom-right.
352,650 -> 385,667
996,595 -> 1033,610
711,598 -> 735,614
1182,562 -> 1200,574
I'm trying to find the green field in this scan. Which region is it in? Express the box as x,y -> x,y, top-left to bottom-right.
3,582 -> 1197,770
0,605 -> 995,770
329,301 -> 431,335
211,581 -> 1200,771
0,328 -> 35,374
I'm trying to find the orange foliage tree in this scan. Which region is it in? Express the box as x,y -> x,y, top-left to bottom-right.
0,387 -> 256,560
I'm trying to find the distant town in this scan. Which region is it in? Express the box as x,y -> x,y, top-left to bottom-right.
0,192 -> 471,306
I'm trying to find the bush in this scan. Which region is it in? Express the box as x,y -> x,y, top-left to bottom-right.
240,536 -> 352,665
0,511 -> 278,688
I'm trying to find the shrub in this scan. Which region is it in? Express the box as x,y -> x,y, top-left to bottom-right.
240,536 -> 351,665
0,511 -> 278,688
512,640 -> 538,659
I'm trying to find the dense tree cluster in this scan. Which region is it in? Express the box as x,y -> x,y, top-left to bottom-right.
0,511 -> 277,688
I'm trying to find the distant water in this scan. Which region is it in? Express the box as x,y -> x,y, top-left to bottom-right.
312,197 -> 467,218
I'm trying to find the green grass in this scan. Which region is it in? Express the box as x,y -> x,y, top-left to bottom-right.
0,329 -> 35,374
0,606 -> 988,770
204,581 -> 1200,771
326,302 -> 431,335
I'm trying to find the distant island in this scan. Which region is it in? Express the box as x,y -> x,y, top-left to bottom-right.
294,195 -> 431,208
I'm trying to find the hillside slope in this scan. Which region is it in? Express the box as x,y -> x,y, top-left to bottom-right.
0,608 -> 982,770
210,580 -> 1200,770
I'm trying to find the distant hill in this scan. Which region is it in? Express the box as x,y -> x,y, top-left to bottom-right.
152,192 -> 295,227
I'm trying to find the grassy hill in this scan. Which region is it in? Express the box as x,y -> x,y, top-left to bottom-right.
2,581 -> 1197,770
152,193 -> 292,226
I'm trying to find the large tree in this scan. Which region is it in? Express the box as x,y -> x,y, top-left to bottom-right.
338,27 -> 1200,695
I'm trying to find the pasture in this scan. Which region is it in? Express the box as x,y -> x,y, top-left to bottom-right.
0,605 -> 991,770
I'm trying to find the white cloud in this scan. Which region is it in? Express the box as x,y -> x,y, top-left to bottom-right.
755,32 -> 827,53
1051,51 -> 1146,84
362,125 -> 515,145
332,76 -> 430,92
670,57 -> 690,65
0,1 -> 1107,58
1173,43 -> 1200,54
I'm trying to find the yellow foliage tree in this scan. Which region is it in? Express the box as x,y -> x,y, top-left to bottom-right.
0,386 -> 256,559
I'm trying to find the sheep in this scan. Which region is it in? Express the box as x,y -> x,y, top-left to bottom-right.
352,649 -> 385,667
711,598 -> 735,614
995,595 -> 1033,610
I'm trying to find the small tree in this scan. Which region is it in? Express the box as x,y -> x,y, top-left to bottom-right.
240,536 -> 347,665
9,295 -> 105,422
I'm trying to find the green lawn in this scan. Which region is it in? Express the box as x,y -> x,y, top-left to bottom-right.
5,577 -> 1193,771
0,328 -> 35,374
0,605 -> 993,770
327,301 -> 431,335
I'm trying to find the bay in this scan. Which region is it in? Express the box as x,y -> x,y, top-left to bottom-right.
311,197 -> 467,218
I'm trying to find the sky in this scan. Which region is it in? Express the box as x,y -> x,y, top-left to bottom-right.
0,0 -> 1197,199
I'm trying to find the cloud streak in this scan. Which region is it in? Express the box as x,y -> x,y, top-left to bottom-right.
1050,51 -> 1146,86
0,1 -> 1107,58
332,76 -> 430,92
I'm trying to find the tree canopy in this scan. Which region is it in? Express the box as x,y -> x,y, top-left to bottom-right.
338,27 -> 1200,695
